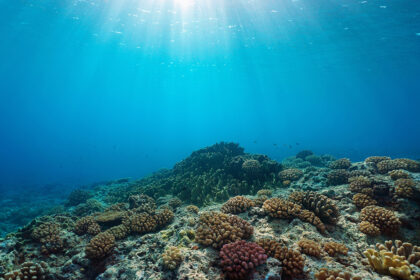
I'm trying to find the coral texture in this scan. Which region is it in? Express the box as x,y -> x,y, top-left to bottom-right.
278,168 -> 303,182
395,178 -> 416,198
352,193 -> 377,209
195,212 -> 253,248
314,268 -> 362,280
74,216 -> 101,235
376,240 -> 420,267
327,169 -> 349,185
349,176 -> 372,194
323,241 -> 349,257
359,205 -> 401,235
329,158 -> 351,169
162,246 -> 183,270
389,170 -> 410,180
297,239 -> 322,258
219,240 -> 267,280
2,262 -> 47,280
85,232 -> 115,260
221,196 -> 254,214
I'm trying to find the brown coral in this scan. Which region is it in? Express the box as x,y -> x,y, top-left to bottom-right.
105,224 -> 131,240
359,221 -> 381,236
74,216 -> 101,236
256,238 -> 305,278
186,205 -> 199,214
329,158 -> 351,169
221,196 -> 254,214
257,189 -> 272,197
195,212 -> 253,249
327,169 -> 349,186
352,193 -> 376,209
376,240 -> 420,267
323,241 -> 348,257
278,168 -> 303,182
85,232 -> 115,260
2,262 -> 48,280
162,246 -> 183,270
298,239 -> 322,258
262,198 -> 302,219
359,206 -> 401,235
315,268 -> 361,280
289,191 -> 339,224
154,208 -> 175,228
395,178 -> 416,198
123,212 -> 157,234
31,222 -> 64,254
365,156 -> 391,164
348,176 -> 372,195
389,170 -> 410,180
168,197 -> 182,209
128,194 -> 156,213
297,209 -> 326,233
377,158 -> 420,174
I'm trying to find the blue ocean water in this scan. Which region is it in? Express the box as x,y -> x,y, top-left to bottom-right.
0,0 -> 420,191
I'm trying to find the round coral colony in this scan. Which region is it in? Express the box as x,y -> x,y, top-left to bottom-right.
219,240 -> 267,280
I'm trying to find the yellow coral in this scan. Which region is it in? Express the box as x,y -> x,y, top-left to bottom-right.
364,248 -> 415,280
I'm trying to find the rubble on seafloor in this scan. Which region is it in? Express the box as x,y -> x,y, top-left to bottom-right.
0,142 -> 420,280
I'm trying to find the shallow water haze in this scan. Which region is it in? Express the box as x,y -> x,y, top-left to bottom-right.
1,0 -> 420,190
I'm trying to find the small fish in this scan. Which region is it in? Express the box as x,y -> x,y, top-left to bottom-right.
273,143 -> 277,146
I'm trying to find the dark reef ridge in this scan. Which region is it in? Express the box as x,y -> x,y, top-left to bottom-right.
0,142 -> 420,280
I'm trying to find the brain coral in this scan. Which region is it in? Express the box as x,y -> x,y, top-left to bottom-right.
85,232 -> 115,260
195,212 -> 253,249
162,246 -> 183,270
257,238 -> 305,278
2,262 -> 48,280
221,196 -> 254,214
278,168 -> 303,182
219,240 -> 267,280
364,248 -> 416,280
359,206 -> 401,235
329,158 -> 351,169
327,169 -> 349,186
289,191 -> 339,224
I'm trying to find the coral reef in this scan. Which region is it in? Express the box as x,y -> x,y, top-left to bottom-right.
298,239 -> 322,258
162,246 -> 183,270
376,240 -> 420,267
323,241 -> 348,257
195,212 -> 253,248
1,262 -> 48,280
352,193 -> 377,209
74,216 -> 101,235
327,169 -> 349,185
359,205 -> 401,236
329,158 -> 351,169
219,240 -> 267,279
85,232 -> 115,260
221,196 -> 254,214
278,168 -> 303,182
314,268 -> 362,280
389,169 -> 410,180
395,178 -> 416,198
66,189 -> 93,206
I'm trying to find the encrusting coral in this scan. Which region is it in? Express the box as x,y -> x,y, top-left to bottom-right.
257,238 -> 305,278
323,241 -> 349,257
314,268 -> 362,280
85,232 -> 115,260
1,262 -> 48,280
221,196 -> 254,214
359,205 -> 401,236
195,211 -> 253,249
364,248 -> 416,280
219,240 -> 267,280
162,246 -> 183,270
297,239 -> 322,258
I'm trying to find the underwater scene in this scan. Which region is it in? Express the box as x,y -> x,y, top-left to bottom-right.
1,0 -> 420,279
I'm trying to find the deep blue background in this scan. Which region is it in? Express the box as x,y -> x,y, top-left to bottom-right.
1,0 -> 419,190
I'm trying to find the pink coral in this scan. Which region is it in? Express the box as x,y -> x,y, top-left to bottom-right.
220,240 -> 267,280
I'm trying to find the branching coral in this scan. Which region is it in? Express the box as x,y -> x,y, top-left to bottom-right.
364,248 -> 416,280
263,198 -> 326,233
395,179 -> 416,198
219,240 -> 267,280
297,239 -> 322,258
359,206 -> 401,236
289,191 -> 339,224
327,169 -> 349,186
329,158 -> 351,169
85,232 -> 115,260
376,240 -> 420,267
162,246 -> 183,270
314,268 -> 362,280
323,241 -> 348,257
352,193 -> 377,209
2,262 -> 48,280
257,238 -> 305,278
221,196 -> 254,214
278,169 -> 303,182
195,212 -> 253,249
74,216 -> 101,236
